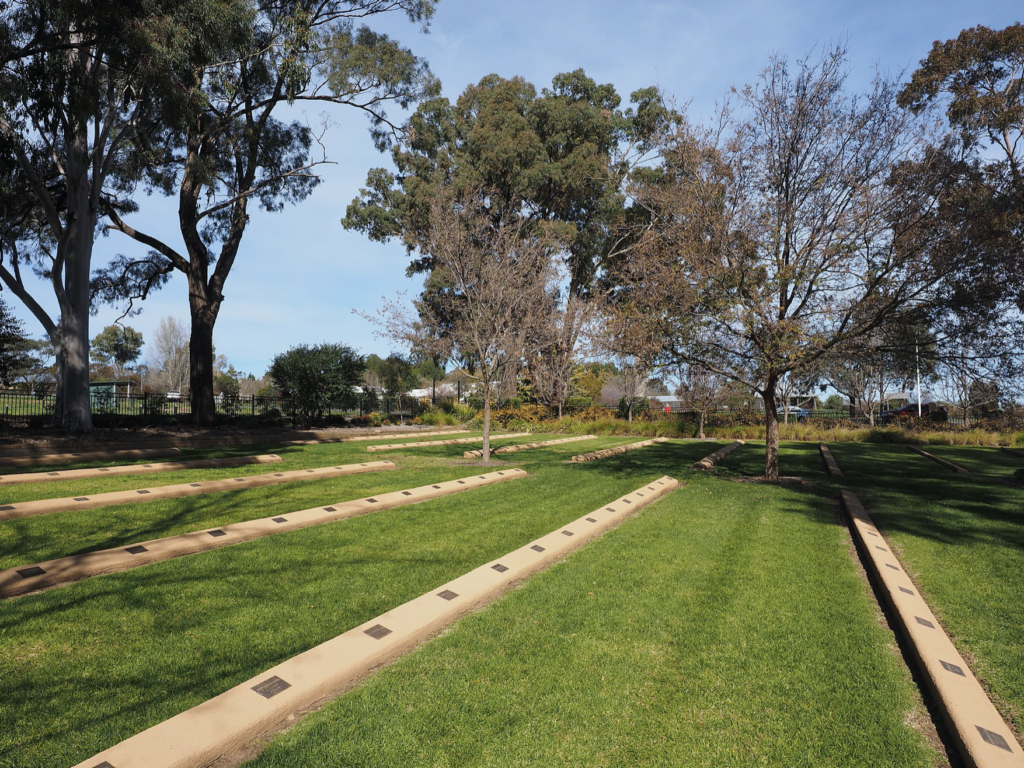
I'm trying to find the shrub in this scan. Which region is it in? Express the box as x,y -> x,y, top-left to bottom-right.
418,407 -> 459,427
269,343 -> 363,426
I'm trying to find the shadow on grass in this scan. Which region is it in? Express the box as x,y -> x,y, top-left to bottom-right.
830,443 -> 1024,552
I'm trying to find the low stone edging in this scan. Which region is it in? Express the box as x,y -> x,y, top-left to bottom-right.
366,433 -> 530,452
464,435 -> 598,458
0,454 -> 283,485
569,437 -> 669,463
691,440 -> 745,470
818,443 -> 844,478
72,475 -> 679,768
0,461 -> 394,520
906,444 -> 969,474
841,490 -> 1021,768
0,469 -> 526,599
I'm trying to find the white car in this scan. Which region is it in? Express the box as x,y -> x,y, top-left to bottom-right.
166,390 -> 182,400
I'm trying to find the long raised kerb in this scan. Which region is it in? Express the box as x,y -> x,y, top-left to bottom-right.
0,461 -> 395,520
840,490 -> 1021,768
569,437 -> 669,463
464,435 -> 598,458
366,433 -> 531,452
905,444 -> 969,474
691,440 -> 745,470
72,476 -> 680,768
0,469 -> 527,599
0,454 -> 284,485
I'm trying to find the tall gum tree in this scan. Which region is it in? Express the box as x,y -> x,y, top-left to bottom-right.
343,70 -> 675,415
103,0 -> 439,426
0,0 -> 236,429
616,45 -> 954,479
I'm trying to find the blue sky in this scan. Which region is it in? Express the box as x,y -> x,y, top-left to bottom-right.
9,0 -> 1022,377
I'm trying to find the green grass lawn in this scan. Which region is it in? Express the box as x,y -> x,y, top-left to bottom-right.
0,436 -> 947,767
831,442 -> 1024,738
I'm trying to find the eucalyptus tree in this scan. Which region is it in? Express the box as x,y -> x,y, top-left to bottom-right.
103,0 -> 439,425
0,0 -> 241,429
344,70 -> 674,415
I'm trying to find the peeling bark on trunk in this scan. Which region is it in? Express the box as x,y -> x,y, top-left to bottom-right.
188,289 -> 217,427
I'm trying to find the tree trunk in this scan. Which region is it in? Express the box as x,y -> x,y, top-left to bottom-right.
56,312 -> 93,431
481,380 -> 491,463
188,285 -> 217,427
558,401 -> 563,419
762,377 -> 780,480
698,406 -> 707,439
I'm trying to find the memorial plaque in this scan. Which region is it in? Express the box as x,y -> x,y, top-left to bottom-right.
915,616 -> 935,628
531,545 -> 545,552
136,490 -> 150,495
74,497 -> 89,501
940,660 -> 965,676
366,498 -> 378,503
976,726 -> 1013,752
208,529 -> 227,537
272,517 -> 288,523
867,531 -> 879,536
252,675 -> 291,699
402,491 -> 412,496
478,476 -> 486,480
306,469 -> 314,473
190,483 -> 202,487
562,530 -> 574,536
637,492 -> 644,497
875,546 -> 886,552
437,589 -> 459,601
457,480 -> 466,484
274,473 -> 284,477
606,507 -> 616,512
92,762 -> 116,768
491,563 -> 509,573
0,506 -> 14,511
587,517 -> 597,523
17,565 -> 46,578
323,507 -> 336,512
234,478 -> 245,482
432,485 -> 442,489
898,586 -> 914,595
364,624 -> 392,640
623,499 -> 632,504
125,545 -> 148,555
885,563 -> 899,570
47,472 -> 59,476
99,468 -> 110,472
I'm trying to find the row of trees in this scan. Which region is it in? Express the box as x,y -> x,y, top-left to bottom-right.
1,0 -> 439,428
347,28 -> 1024,475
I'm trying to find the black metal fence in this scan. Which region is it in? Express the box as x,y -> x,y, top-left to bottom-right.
0,390 -> 437,425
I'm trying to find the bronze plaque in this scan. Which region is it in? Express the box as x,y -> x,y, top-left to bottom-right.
272,517 -> 288,523
437,589 -> 459,601
915,616 -> 935,629
976,726 -> 1012,752
125,545 -> 148,555
208,529 -> 227,537
16,565 -> 46,578
940,660 -> 965,676
252,675 -> 291,699
491,563 -> 509,573
531,545 -> 545,552
364,624 -> 392,640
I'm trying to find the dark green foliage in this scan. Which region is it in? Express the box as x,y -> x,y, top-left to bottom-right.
268,342 -> 364,425
90,324 -> 143,376
344,69 -> 674,296
0,296 -> 30,385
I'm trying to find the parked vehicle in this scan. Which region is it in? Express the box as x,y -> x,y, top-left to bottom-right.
166,390 -> 181,400
881,402 -> 948,422
777,406 -> 811,422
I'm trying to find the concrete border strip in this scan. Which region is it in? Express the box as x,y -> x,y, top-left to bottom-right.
0,447 -> 183,468
691,440 -> 745,470
285,429 -> 470,445
0,469 -> 527,599
0,462 -> 394,521
569,437 -> 669,463
841,490 -> 1022,768
366,433 -> 530,452
818,443 -> 844,478
0,454 -> 283,486
1000,447 -> 1024,459
906,444 -> 970,474
463,435 -> 598,458
71,475 -> 678,768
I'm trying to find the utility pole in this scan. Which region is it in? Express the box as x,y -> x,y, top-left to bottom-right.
916,342 -> 922,417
